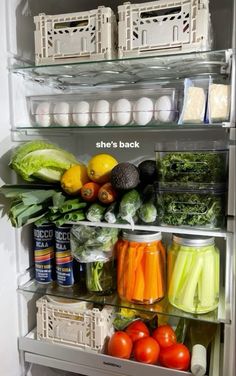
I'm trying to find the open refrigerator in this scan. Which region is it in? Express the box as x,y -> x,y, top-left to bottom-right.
0,0 -> 235,376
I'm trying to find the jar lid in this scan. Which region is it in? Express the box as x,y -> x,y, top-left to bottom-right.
173,234 -> 215,246
122,230 -> 162,242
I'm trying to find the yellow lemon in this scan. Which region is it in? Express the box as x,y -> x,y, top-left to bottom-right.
87,154 -> 118,184
61,164 -> 89,195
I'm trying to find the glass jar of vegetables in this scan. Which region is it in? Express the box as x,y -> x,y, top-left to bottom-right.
85,258 -> 116,295
168,234 -> 219,314
117,230 -> 166,304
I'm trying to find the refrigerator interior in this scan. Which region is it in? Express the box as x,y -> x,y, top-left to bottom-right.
0,0 -> 235,375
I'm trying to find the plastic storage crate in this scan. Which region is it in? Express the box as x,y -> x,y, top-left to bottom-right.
118,0 -> 212,58
34,7 -> 117,65
36,296 -> 114,352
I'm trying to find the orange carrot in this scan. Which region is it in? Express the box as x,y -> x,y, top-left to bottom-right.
132,262 -> 145,302
116,240 -> 129,297
156,250 -> 165,299
125,242 -> 138,301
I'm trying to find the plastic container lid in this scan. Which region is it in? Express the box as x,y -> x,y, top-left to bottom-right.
122,230 -> 162,242
173,234 -> 215,246
155,140 -> 228,152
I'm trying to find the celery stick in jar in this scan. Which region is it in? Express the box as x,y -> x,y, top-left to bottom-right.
180,255 -> 203,312
215,248 -> 220,300
168,250 -> 190,302
199,248 -> 217,311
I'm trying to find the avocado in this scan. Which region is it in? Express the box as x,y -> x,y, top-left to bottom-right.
111,162 -> 140,190
138,160 -> 157,184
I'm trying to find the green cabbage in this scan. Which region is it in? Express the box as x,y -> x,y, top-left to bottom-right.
10,140 -> 78,182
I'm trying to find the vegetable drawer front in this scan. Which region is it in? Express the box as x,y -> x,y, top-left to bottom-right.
20,325 -> 221,376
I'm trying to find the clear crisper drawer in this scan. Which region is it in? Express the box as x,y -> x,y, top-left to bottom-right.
27,87 -> 178,128
156,187 -> 226,229
155,140 -> 228,189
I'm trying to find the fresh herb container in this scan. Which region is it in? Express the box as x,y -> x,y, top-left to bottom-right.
168,234 -> 219,314
156,187 -> 226,229
86,259 -> 116,295
155,140 -> 228,189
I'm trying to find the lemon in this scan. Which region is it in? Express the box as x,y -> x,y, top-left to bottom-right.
61,164 -> 89,195
87,154 -> 118,184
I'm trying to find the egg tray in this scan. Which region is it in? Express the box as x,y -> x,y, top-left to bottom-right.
26,89 -> 178,127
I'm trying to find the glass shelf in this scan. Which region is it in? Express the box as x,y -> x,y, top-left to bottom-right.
11,50 -> 231,88
18,279 -> 227,324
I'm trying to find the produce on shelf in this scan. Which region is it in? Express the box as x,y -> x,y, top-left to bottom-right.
111,162 -> 140,190
87,153 -> 118,183
157,151 -> 227,187
125,320 -> 150,343
80,182 -> 100,202
159,343 -> 190,371
138,202 -> 157,223
138,160 -> 157,184
168,237 -> 219,314
104,202 -> 118,224
107,331 -> 133,359
70,225 -> 118,262
86,259 -> 116,294
118,189 -> 142,226
133,336 -> 160,364
0,185 -> 86,227
60,164 -> 89,195
152,325 -> 177,349
157,190 -> 225,228
86,203 -> 106,222
10,140 -> 78,182
98,182 -> 117,204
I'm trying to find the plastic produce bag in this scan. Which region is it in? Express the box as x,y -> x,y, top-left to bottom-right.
70,225 -> 119,262
178,79 -> 206,124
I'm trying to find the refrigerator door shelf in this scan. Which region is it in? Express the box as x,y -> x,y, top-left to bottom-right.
19,326 -> 221,376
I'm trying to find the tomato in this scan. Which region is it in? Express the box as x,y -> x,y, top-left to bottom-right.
125,320 -> 150,343
159,343 -> 190,371
133,337 -> 160,364
152,325 -> 177,348
107,331 -> 133,359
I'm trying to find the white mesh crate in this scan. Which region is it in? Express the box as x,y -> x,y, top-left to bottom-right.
36,296 -> 114,352
34,7 -> 117,65
118,0 -> 212,58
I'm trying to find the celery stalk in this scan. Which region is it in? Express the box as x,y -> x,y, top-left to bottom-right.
200,250 -> 216,309
168,251 -> 189,301
180,255 -> 203,311
215,249 -> 220,299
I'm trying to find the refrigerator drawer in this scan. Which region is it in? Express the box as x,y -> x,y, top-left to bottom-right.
20,326 -> 221,376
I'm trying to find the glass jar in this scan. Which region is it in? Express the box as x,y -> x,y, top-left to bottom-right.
117,230 -> 166,304
168,234 -> 220,314
86,259 -> 116,295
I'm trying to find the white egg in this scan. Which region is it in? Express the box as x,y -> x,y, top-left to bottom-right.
35,102 -> 52,127
72,101 -> 90,127
133,97 -> 153,125
154,95 -> 175,123
112,98 -> 132,125
92,100 -> 110,126
53,102 -> 70,127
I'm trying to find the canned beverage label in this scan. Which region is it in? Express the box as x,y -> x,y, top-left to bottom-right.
55,226 -> 74,287
34,224 -> 54,284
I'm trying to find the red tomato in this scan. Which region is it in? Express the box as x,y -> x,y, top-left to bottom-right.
107,331 -> 133,359
152,325 -> 177,348
125,320 -> 150,343
159,343 -> 190,371
133,337 -> 160,364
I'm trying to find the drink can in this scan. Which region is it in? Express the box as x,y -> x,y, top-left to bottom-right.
33,224 -> 54,284
55,226 -> 75,287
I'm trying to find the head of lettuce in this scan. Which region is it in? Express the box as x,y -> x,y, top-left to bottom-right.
10,140 -> 78,183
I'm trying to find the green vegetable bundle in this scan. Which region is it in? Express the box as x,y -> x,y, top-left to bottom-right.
0,185 -> 86,227
157,190 -> 225,228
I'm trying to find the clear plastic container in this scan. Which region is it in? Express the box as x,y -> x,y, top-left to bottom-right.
27,87 -> 178,128
155,140 -> 228,189
117,230 -> 166,304
168,234 -> 220,314
156,186 -> 226,229
86,259 -> 116,295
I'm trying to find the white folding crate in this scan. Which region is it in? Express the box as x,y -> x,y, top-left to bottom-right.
36,296 -> 114,352
118,0 -> 212,58
34,7 -> 117,65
